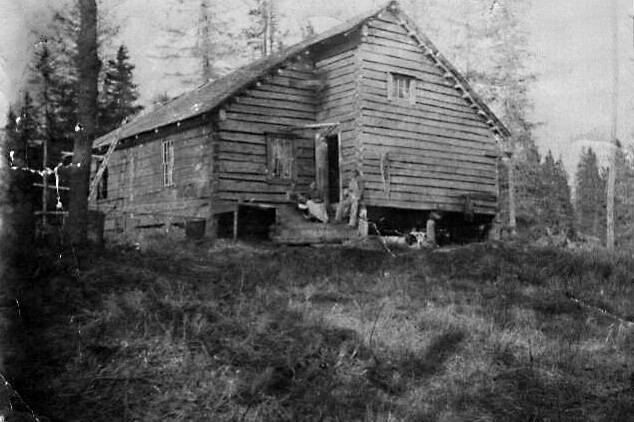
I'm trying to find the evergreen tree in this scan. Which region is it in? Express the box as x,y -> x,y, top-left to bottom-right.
553,156 -> 575,234
98,45 -> 143,135
575,147 -> 606,239
537,151 -> 575,234
244,0 -> 287,58
31,44 -> 74,167
8,92 -> 41,169
4,107 -> 38,247
152,0 -> 240,94
613,145 -> 634,247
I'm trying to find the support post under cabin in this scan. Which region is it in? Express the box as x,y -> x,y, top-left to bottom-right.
233,202 -> 239,242
426,216 -> 436,244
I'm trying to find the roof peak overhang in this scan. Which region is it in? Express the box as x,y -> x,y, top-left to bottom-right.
94,0 -> 510,149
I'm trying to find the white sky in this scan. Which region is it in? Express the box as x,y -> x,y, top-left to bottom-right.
2,0 -> 634,177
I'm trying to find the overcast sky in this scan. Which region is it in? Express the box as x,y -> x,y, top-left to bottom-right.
2,0 -> 634,176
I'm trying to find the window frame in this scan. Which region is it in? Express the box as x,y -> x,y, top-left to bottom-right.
387,72 -> 418,105
162,139 -> 175,188
265,133 -> 297,183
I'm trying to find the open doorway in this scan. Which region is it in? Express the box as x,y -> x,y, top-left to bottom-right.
325,134 -> 340,204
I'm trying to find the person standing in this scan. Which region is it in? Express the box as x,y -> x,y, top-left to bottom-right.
335,170 -> 364,227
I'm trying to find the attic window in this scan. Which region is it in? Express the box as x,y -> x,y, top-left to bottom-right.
387,73 -> 417,104
266,134 -> 296,182
162,139 -> 174,187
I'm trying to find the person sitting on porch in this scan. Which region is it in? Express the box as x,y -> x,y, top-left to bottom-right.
335,170 -> 364,227
298,181 -> 329,223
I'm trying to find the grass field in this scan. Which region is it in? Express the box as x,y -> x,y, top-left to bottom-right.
2,239 -> 633,421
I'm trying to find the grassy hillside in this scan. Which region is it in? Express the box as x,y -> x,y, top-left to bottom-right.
3,240 -> 633,421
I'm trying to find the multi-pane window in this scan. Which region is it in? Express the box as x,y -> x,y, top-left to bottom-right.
266,134 -> 295,181
387,73 -> 417,104
162,139 -> 174,187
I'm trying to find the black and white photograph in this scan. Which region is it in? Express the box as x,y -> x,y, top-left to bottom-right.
0,0 -> 632,420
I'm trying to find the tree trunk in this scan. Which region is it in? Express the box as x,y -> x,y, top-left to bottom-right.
200,0 -> 213,82
67,0 -> 100,245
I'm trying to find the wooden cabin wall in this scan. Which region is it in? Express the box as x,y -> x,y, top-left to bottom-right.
358,12 -> 499,215
314,34 -> 362,183
214,60 -> 318,204
95,119 -> 214,237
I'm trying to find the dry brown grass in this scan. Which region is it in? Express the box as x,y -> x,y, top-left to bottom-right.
2,240 -> 633,421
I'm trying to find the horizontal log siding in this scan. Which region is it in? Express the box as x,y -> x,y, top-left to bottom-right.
96,123 -> 213,233
359,14 -> 499,215
315,42 -> 360,181
216,61 -> 317,204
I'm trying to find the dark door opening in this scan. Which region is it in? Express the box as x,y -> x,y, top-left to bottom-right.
326,134 -> 340,204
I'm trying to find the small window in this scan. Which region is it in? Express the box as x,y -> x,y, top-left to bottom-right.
162,139 -> 174,187
387,73 -> 417,104
266,134 -> 295,181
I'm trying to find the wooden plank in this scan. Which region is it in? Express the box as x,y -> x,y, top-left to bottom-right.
363,161 -> 495,184
364,180 -> 497,198
321,81 -> 356,97
364,33 -> 420,54
231,96 -> 316,113
315,49 -> 356,68
365,196 -> 497,215
276,67 -> 316,81
219,119 -> 304,134
362,95 -> 483,126
226,103 -> 314,120
363,108 -> 492,141
364,155 -> 496,178
362,136 -> 496,167
366,18 -> 411,38
363,115 -> 494,148
362,90 -> 480,121
218,192 -> 290,204
363,173 -> 497,193
224,111 -> 313,127
254,81 -> 316,98
363,126 -> 497,157
362,96 -> 490,131
321,64 -> 358,81
243,89 -> 318,106
316,53 -> 356,73
324,72 -> 357,90
360,43 -> 432,68
320,89 -> 356,106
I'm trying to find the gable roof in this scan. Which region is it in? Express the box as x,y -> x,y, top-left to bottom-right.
94,1 -> 509,149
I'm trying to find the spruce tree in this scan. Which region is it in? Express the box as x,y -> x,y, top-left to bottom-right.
244,0 -> 287,58
575,147 -> 606,239
553,156 -> 575,235
10,92 -> 40,169
98,45 -> 143,135
153,0 -> 239,94
614,146 -> 634,247
536,151 -> 574,235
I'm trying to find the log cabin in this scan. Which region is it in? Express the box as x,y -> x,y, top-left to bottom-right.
91,0 -> 511,245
